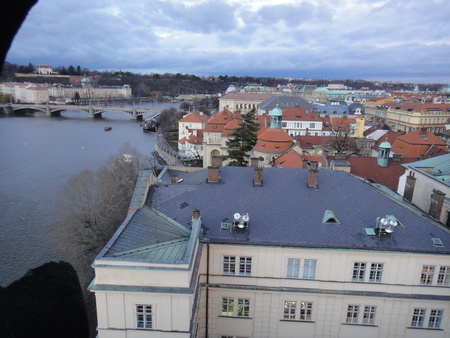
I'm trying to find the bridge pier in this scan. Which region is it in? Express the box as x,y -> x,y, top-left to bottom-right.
132,108 -> 143,120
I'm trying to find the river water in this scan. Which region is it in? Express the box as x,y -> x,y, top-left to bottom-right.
0,101 -> 178,286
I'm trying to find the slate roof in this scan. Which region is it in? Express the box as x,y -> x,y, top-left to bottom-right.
258,95 -> 315,111
149,167 -> 450,254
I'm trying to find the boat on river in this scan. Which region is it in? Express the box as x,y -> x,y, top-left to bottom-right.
104,127 -> 112,131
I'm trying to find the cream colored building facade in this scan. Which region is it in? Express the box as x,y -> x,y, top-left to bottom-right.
219,93 -> 274,113
90,167 -> 450,338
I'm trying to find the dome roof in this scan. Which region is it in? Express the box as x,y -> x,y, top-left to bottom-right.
348,102 -> 365,113
379,140 -> 391,149
270,106 -> 282,116
81,76 -> 90,84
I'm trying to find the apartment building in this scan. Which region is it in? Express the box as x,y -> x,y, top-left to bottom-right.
90,165 -> 450,338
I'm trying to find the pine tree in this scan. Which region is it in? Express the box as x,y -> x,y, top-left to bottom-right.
226,109 -> 260,166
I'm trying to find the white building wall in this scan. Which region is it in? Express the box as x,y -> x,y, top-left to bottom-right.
202,244 -> 450,338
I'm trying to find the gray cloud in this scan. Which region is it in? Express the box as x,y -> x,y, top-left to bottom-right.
5,0 -> 450,83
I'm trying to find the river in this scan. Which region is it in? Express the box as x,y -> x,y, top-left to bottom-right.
0,101 -> 178,286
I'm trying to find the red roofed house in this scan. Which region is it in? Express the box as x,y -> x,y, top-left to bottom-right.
253,106 -> 295,167
178,110 -> 209,141
281,107 -> 326,137
391,128 -> 448,159
203,109 -> 241,167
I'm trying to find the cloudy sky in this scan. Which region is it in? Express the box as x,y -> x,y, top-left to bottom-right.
6,0 -> 450,83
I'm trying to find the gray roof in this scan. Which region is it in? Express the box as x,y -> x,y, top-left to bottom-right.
259,95 -> 315,111
149,167 -> 450,254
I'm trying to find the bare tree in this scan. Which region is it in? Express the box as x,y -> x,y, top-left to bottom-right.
323,123 -> 360,156
52,143 -> 152,293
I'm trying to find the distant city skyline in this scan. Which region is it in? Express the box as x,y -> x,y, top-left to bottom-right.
5,0 -> 450,84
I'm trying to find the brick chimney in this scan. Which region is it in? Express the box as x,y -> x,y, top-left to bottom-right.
171,175 -> 180,184
307,168 -> 319,189
428,189 -> 446,220
211,155 -> 223,167
403,172 -> 416,202
250,157 -> 259,168
253,168 -> 263,186
207,166 -> 220,183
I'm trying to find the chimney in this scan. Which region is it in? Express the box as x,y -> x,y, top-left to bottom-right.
403,172 -> 416,202
250,157 -> 259,168
211,155 -> 223,167
428,189 -> 446,220
192,208 -> 201,220
253,168 -> 263,186
307,168 -> 319,189
207,166 -> 220,183
171,175 -> 179,184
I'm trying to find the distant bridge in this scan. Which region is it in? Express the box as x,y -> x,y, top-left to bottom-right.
6,104 -> 161,119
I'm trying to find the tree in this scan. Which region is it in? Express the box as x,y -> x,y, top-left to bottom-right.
226,109 -> 260,166
51,143 -> 152,294
323,122 -> 360,156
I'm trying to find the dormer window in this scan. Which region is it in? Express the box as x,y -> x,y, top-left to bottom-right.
322,210 -> 340,224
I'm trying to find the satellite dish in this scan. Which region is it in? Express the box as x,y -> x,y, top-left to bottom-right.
389,220 -> 398,227
242,213 -> 249,222
385,225 -> 393,233
380,218 -> 388,226
234,213 -> 241,220
238,223 -> 244,229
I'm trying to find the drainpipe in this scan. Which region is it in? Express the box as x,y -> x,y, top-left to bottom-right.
205,244 -> 210,337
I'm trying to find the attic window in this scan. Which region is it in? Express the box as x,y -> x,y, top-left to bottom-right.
432,238 -> 443,247
322,210 -> 340,224
364,228 -> 376,236
221,222 -> 231,231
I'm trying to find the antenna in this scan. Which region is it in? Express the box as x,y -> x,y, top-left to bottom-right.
375,216 -> 398,236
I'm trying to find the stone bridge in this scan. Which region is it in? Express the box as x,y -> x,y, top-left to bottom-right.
6,104 -> 160,119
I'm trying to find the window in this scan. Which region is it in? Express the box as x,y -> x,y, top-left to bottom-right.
420,265 -> 450,286
283,301 -> 313,321
287,258 -> 317,279
352,262 -> 384,283
221,297 -> 250,317
303,260 -> 317,279
136,305 -> 153,329
437,266 -> 450,286
420,265 -> 435,285
223,256 -> 235,275
346,305 -> 377,325
352,263 -> 366,282
369,263 -> 384,282
239,257 -> 252,275
287,259 -> 300,278
410,308 -> 444,329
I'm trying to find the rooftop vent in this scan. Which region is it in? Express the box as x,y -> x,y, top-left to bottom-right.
232,212 -> 249,232
322,210 -> 340,224
375,215 -> 399,236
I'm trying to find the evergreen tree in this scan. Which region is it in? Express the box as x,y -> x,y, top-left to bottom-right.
226,109 -> 260,166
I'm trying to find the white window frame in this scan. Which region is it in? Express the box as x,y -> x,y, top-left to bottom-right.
221,297 -> 251,318
345,305 -> 377,325
282,301 -> 313,321
420,265 -> 450,286
135,304 -> 153,330
286,258 -> 317,279
410,308 -> 444,329
352,262 -> 384,283
223,255 -> 252,276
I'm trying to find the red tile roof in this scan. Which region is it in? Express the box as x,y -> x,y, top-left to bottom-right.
204,109 -> 239,132
179,110 -> 210,123
345,157 -> 417,191
254,129 -> 294,153
282,107 -> 321,121
391,128 -> 448,158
